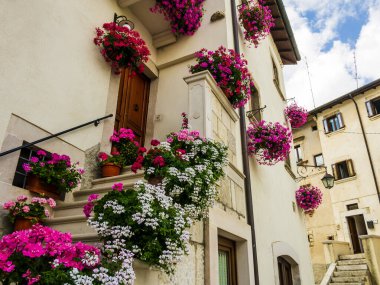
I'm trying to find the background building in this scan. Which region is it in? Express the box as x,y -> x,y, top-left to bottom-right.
293,79 -> 380,283
0,0 -> 314,284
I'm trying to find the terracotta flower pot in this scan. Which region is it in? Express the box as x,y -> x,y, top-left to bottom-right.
101,163 -> 121,178
148,176 -> 163,186
26,174 -> 62,200
14,217 -> 38,231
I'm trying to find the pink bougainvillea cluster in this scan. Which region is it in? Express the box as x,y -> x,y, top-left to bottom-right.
151,0 -> 206,36
296,185 -> 323,213
94,22 -> 150,75
247,120 -> 292,165
0,224 -> 100,284
238,0 -> 275,47
190,46 -> 255,109
284,103 -> 308,129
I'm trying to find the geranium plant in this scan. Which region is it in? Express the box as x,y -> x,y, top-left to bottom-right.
247,120 -> 292,165
97,152 -> 124,167
0,224 -> 100,284
190,46 -> 255,108
284,103 -> 308,128
134,113 -> 228,219
86,181 -> 191,276
238,0 -> 275,47
110,128 -> 142,166
151,0 -> 206,36
2,195 -> 56,224
295,185 -> 323,215
22,151 -> 84,193
94,22 -> 150,75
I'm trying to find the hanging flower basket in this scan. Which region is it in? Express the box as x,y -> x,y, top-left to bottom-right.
284,103 -> 308,128
238,0 -> 275,47
247,120 -> 292,165
190,46 -> 255,109
94,22 -> 150,75
295,185 -> 323,215
151,0 -> 206,36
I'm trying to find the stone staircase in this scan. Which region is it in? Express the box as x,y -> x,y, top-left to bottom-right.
45,169 -> 144,243
329,254 -> 371,285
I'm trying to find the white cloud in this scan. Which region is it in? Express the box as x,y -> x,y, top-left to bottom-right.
283,0 -> 380,110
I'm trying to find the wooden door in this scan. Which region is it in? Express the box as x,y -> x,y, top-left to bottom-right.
278,257 -> 293,285
115,68 -> 150,145
347,216 -> 361,254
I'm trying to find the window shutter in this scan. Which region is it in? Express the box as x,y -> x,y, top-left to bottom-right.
366,101 -> 374,117
347,159 -> 355,177
332,164 -> 338,180
323,119 -> 329,133
337,113 -> 344,129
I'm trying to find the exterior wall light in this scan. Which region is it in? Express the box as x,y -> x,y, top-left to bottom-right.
297,165 -> 335,189
114,13 -> 135,30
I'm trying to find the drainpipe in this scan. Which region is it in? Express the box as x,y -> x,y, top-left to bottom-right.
349,95 -> 380,203
230,0 -> 260,284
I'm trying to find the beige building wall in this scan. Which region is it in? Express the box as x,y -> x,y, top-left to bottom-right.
293,85 -> 380,283
0,0 -> 314,284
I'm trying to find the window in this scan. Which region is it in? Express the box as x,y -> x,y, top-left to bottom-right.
311,125 -> 318,131
314,154 -> 324,166
278,257 -> 293,285
347,203 -> 359,211
12,142 -> 50,189
218,237 -> 237,285
332,159 -> 355,180
323,113 -> 344,133
294,145 -> 303,162
250,86 -> 262,122
272,58 -> 279,85
366,97 -> 380,117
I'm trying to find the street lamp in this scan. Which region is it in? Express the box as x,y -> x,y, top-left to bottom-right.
113,13 -> 135,30
297,165 -> 335,189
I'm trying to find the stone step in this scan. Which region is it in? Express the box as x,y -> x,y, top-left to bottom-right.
72,233 -> 100,244
336,265 -> 367,271
330,283 -> 364,285
331,276 -> 367,283
73,182 -> 136,201
53,200 -> 88,217
44,215 -> 95,235
337,259 -> 367,266
334,270 -> 368,277
339,254 -> 365,260
91,171 -> 144,189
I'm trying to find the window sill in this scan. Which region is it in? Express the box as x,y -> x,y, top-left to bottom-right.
335,175 -> 357,184
369,114 -> 380,121
325,127 -> 346,137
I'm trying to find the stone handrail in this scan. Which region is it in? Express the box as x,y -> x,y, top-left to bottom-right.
322,240 -> 352,264
319,262 -> 336,285
360,235 -> 380,285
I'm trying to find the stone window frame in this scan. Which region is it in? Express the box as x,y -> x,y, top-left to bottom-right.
272,241 -> 301,285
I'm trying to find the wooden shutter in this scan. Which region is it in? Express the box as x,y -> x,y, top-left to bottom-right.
347,159 -> 355,177
336,113 -> 344,129
366,101 -> 374,117
332,164 -> 338,180
323,119 -> 329,133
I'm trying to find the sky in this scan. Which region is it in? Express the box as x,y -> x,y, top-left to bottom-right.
282,0 -> 380,110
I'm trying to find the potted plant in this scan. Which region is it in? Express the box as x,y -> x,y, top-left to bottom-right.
97,152 -> 123,178
94,22 -> 150,75
23,151 -> 84,200
238,0 -> 275,47
151,0 -> 206,36
0,224 -> 100,284
247,120 -> 292,165
2,195 -> 56,231
109,128 -> 142,167
284,103 -> 308,128
189,46 -> 255,109
295,185 -> 323,217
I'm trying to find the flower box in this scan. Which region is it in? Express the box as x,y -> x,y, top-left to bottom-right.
26,174 -> 62,200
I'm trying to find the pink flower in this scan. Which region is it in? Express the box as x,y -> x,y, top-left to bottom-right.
47,198 -> 56,208
3,201 -> 16,210
22,206 -> 30,213
284,103 -> 308,129
17,195 -> 28,202
30,157 -> 39,163
153,156 -> 165,167
44,209 -> 50,218
112,183 -> 124,192
151,139 -> 160,146
88,194 -> 100,203
37,150 -> 46,157
167,137 -> 173,143
22,163 -> 32,173
98,152 -> 108,161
